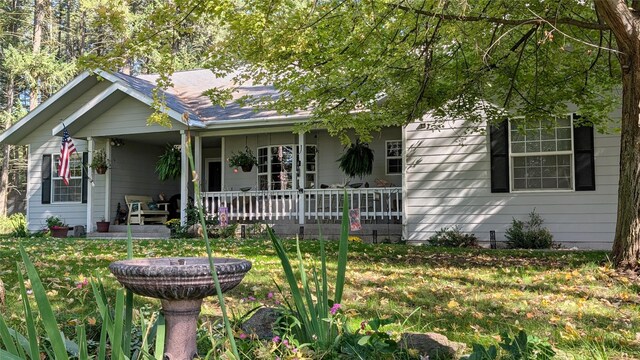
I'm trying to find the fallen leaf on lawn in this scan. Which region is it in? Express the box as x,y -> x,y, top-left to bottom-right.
447,300 -> 459,309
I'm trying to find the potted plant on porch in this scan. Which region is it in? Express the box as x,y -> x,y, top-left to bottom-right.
96,218 -> 110,232
228,146 -> 257,172
90,149 -> 110,174
156,144 -> 181,181
46,215 -> 69,238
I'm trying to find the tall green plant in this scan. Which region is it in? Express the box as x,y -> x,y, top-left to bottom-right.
184,127 -> 240,359
0,239 -> 159,360
267,192 -> 350,350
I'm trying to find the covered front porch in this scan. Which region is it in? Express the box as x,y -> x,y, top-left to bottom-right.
83,124 -> 404,239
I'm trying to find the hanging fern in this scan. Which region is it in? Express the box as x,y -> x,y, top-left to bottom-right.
337,140 -> 374,178
156,144 -> 182,181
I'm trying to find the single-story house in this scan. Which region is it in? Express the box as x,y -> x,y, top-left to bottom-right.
0,69 -> 619,248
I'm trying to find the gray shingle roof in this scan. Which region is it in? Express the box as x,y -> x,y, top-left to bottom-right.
114,69 -> 308,124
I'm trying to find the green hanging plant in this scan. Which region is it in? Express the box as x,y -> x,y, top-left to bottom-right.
337,139 -> 374,178
156,144 -> 181,181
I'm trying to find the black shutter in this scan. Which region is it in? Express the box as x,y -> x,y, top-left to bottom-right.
42,154 -> 51,204
573,116 -> 595,191
489,120 -> 510,193
82,152 -> 88,203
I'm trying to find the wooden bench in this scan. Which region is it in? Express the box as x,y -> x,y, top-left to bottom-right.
125,195 -> 169,225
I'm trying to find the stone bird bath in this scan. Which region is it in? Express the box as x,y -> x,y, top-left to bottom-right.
109,257 -> 252,360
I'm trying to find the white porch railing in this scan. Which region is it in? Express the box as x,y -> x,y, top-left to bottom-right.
202,190 -> 299,221
201,187 -> 402,223
303,187 -> 402,221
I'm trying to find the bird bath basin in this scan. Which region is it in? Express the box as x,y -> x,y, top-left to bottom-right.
109,257 -> 252,360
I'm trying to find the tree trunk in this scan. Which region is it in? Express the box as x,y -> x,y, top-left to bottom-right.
0,77 -> 15,216
31,0 -> 45,111
596,0 -> 640,269
612,55 -> 640,268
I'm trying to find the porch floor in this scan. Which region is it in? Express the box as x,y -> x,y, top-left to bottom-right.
86,224 -> 170,240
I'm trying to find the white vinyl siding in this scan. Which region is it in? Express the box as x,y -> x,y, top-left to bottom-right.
404,116 -> 620,250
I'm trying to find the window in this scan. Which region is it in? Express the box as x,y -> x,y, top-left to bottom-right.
386,140 -> 402,174
257,145 -> 317,190
490,115 -> 595,193
52,154 -> 83,202
509,117 -> 573,191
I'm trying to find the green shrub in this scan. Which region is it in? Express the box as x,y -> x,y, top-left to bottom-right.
505,210 -> 555,249
0,213 -> 29,237
463,330 -> 555,360
427,226 -> 478,247
9,213 -> 28,237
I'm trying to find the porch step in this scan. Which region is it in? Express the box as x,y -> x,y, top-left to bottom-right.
86,224 -> 170,240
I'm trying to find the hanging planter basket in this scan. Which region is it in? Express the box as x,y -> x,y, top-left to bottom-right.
90,149 -> 110,175
156,144 -> 182,181
337,140 -> 374,178
228,146 -> 257,173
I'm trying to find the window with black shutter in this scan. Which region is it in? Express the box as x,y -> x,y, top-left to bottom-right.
490,120 -> 510,193
489,114 -> 595,192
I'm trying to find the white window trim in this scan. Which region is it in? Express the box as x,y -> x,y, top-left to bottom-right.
508,115 -> 576,193
51,154 -> 83,203
257,144 -> 317,190
385,140 -> 402,175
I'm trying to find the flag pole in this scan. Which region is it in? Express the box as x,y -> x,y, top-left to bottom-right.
61,122 -> 95,187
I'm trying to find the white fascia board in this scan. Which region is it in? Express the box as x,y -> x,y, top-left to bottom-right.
52,83 -> 203,136
0,71 -> 93,144
113,83 -> 204,128
52,83 -> 121,135
203,114 -> 311,130
95,69 -> 203,128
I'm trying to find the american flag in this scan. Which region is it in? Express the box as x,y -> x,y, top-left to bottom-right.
58,128 -> 77,185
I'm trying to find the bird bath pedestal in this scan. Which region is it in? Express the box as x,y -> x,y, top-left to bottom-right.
109,257 -> 252,360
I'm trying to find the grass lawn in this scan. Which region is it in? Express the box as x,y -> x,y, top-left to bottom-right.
0,236 -> 638,359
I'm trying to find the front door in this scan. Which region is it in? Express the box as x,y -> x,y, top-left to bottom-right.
207,160 -> 222,192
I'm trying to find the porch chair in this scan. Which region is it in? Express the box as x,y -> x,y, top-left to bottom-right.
124,195 -> 169,225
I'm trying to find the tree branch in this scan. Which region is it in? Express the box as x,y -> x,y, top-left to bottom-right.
394,4 -> 608,30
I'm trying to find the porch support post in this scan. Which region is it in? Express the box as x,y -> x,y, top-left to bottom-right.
86,137 -> 94,232
180,131 -> 188,226
298,132 -> 305,225
194,134 -> 202,208
105,140 -> 112,224
221,137 -> 226,191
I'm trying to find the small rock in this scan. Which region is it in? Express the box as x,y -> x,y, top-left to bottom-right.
400,332 -> 467,360
241,307 -> 281,340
